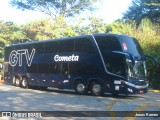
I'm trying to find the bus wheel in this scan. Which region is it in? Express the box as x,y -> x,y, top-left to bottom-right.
12,77 -> 16,86
21,77 -> 28,88
90,82 -> 104,96
75,81 -> 87,95
15,77 -> 21,87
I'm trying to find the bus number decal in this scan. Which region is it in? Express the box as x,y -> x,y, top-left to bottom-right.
9,49 -> 35,67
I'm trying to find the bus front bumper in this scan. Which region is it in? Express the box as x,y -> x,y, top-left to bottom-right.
125,81 -> 148,94
110,80 -> 148,95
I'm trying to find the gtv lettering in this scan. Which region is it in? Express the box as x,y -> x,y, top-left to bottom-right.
9,49 -> 35,67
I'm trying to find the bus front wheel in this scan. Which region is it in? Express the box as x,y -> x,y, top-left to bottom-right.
90,82 -> 104,96
75,81 -> 87,95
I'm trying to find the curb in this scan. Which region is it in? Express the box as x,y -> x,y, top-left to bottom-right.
148,90 -> 160,92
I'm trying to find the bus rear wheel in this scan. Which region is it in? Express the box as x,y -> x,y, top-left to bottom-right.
75,81 -> 87,95
21,77 -> 28,88
15,77 -> 21,87
90,82 -> 104,96
12,77 -> 16,86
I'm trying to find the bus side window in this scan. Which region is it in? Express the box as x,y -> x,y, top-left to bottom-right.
74,38 -> 94,53
104,53 -> 126,77
61,63 -> 68,75
35,43 -> 45,54
59,40 -> 74,53
69,63 -> 82,75
45,41 -> 58,53
38,64 -> 50,74
81,64 -> 100,75
50,63 -> 61,74
95,36 -> 121,51
27,64 -> 37,73
69,63 -> 100,75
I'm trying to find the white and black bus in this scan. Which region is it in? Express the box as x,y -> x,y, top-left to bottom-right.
4,34 -> 157,96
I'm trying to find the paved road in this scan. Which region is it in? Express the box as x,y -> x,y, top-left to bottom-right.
0,84 -> 160,120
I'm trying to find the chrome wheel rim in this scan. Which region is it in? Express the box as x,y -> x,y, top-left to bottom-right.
92,84 -> 101,94
77,83 -> 85,93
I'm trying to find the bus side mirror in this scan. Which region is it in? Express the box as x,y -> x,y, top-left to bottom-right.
144,55 -> 158,67
0,63 -> 3,69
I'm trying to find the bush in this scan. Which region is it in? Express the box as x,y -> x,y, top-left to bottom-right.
151,66 -> 160,89
151,77 -> 160,90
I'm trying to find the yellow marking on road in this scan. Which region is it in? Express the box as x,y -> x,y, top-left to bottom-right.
98,100 -> 116,120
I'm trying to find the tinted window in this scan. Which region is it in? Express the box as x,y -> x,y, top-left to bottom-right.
119,36 -> 143,56
50,63 -> 61,74
61,63 -> 68,75
69,63 -> 100,75
69,63 -> 82,75
38,64 -> 50,73
95,36 -> 121,51
45,41 -> 58,53
50,63 -> 69,75
59,40 -> 74,52
103,52 -> 126,77
35,43 -> 44,54
27,64 -> 37,73
81,64 -> 100,75
74,38 -> 94,53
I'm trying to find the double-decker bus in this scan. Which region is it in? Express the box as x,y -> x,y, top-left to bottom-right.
3,34 -> 156,96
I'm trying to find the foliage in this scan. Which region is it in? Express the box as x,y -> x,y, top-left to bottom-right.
0,16 -> 106,63
123,0 -> 160,26
21,16 -> 106,40
71,16 -> 106,35
107,18 -> 160,88
10,0 -> 98,19
0,21 -> 29,63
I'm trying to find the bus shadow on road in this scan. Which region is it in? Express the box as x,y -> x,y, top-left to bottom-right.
34,87 -> 147,100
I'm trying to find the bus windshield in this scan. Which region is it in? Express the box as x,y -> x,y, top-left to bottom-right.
126,59 -> 147,80
94,35 -> 147,80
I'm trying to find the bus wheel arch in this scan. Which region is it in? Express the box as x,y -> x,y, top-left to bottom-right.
74,79 -> 87,95
89,80 -> 104,96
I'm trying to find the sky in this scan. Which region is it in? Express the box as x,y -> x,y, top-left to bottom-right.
0,0 -> 132,24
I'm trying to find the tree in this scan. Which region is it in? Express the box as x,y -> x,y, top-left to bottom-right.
10,0 -> 98,19
123,0 -> 160,26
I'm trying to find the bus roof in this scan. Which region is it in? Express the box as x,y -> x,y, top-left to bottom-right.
5,33 -> 132,48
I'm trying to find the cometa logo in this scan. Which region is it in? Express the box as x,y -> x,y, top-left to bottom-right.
54,54 -> 79,62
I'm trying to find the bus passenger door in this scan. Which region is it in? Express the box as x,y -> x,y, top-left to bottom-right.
60,63 -> 71,89
49,63 -> 71,89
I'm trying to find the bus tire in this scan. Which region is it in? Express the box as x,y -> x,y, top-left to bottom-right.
21,77 -> 28,88
75,81 -> 87,95
90,82 -> 104,96
12,77 -> 16,86
15,77 -> 21,87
